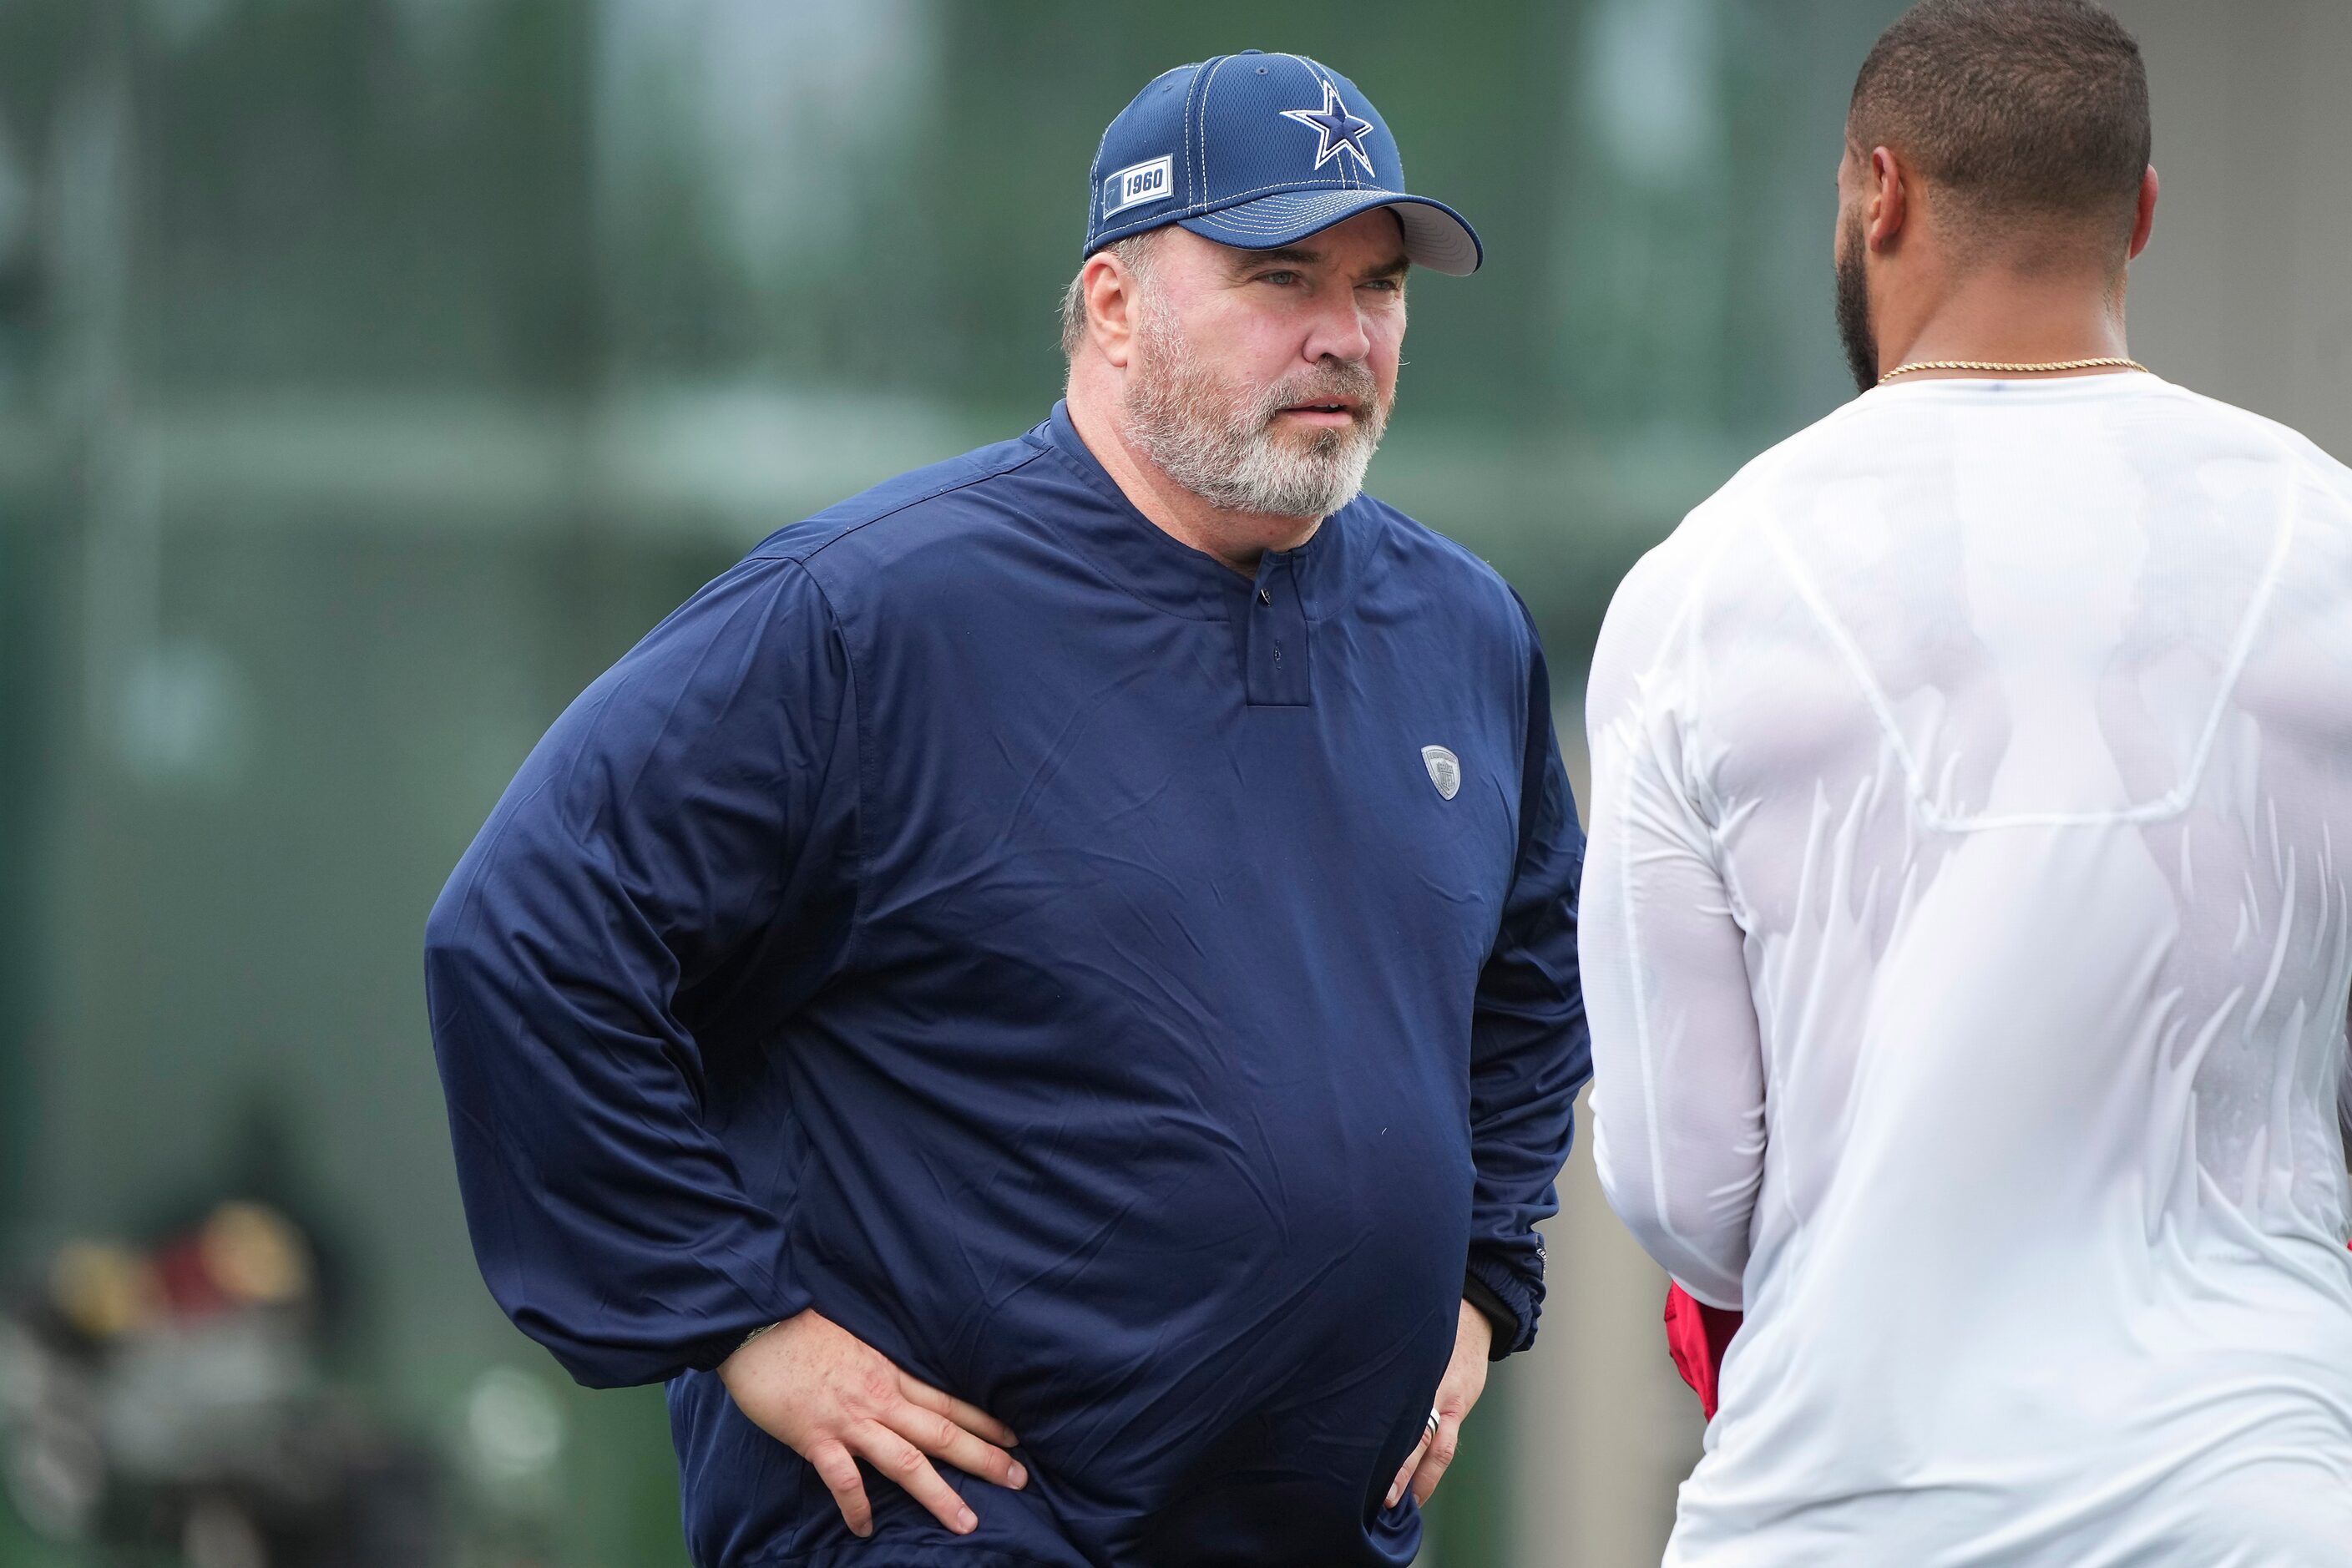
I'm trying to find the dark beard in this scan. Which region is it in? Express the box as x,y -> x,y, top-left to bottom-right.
1834,211 -> 1878,396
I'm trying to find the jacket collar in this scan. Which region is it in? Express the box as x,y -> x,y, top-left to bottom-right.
1027,400 -> 1366,624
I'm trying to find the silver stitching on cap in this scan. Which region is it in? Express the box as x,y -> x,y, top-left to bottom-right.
1196,53 -> 1232,212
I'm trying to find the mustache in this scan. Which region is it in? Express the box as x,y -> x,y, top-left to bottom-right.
1252,360 -> 1382,422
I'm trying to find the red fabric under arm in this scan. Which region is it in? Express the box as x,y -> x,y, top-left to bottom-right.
1665,1282 -> 1743,1420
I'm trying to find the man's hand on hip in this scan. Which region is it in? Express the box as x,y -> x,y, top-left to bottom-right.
718,1308 -> 1026,1538
1385,1297 -> 1494,1510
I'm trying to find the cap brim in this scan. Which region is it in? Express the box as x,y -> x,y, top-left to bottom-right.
1179,190 -> 1482,276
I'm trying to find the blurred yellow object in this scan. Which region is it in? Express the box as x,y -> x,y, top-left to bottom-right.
200,1201 -> 314,1308
48,1242 -> 163,1339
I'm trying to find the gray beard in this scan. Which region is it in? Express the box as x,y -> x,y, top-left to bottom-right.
1122,301 -> 1389,521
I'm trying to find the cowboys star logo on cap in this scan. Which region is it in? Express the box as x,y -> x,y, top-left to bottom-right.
1080,52 -> 1483,276
1279,78 -> 1376,177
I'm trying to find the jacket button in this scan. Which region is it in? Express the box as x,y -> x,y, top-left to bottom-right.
1257,588 -> 1272,606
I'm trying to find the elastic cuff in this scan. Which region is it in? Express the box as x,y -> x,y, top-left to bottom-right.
1462,1272 -> 1520,1361
1463,1245 -> 1543,1357
680,1320 -> 770,1375
678,1288 -> 812,1377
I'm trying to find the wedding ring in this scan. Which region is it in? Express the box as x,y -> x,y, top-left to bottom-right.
1424,1408 -> 1441,1441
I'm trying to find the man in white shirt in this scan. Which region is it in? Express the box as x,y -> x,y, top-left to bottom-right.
1581,1 -> 2352,1561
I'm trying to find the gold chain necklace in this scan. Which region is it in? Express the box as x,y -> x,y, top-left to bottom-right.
1879,357 -> 2148,385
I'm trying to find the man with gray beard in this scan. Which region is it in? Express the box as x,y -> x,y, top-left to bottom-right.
426,50 -> 1589,1568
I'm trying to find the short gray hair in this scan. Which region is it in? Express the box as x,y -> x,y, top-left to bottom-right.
1060,232 -> 1161,359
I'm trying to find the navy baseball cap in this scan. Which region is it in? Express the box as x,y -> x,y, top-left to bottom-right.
1084,51 -> 1482,276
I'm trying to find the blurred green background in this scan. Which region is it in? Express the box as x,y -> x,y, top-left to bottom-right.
2,2 -> 2345,1565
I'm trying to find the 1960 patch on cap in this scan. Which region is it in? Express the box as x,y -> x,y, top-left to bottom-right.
1082,50 -> 1482,276
1103,156 -> 1175,218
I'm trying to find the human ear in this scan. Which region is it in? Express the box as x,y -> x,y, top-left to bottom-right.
1868,146 -> 1908,254
2128,165 -> 2158,260
1084,254 -> 1141,369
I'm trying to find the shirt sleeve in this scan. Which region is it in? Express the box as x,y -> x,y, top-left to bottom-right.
1461,599 -> 1595,1358
423,554 -> 859,1388
1580,549 -> 1766,1312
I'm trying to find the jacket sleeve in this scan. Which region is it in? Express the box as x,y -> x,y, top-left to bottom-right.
1461,600 -> 1595,1358
423,554 -> 859,1388
1580,549 -> 1765,1312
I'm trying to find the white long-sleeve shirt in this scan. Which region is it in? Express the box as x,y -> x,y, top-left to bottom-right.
1583,372 -> 2352,1566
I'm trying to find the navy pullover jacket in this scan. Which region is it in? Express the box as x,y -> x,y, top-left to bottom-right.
424,403 -> 1591,1567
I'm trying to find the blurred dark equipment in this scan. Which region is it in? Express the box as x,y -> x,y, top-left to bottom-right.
0,1200 -> 443,1568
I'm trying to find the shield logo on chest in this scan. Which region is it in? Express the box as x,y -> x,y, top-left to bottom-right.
1421,745 -> 1461,801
